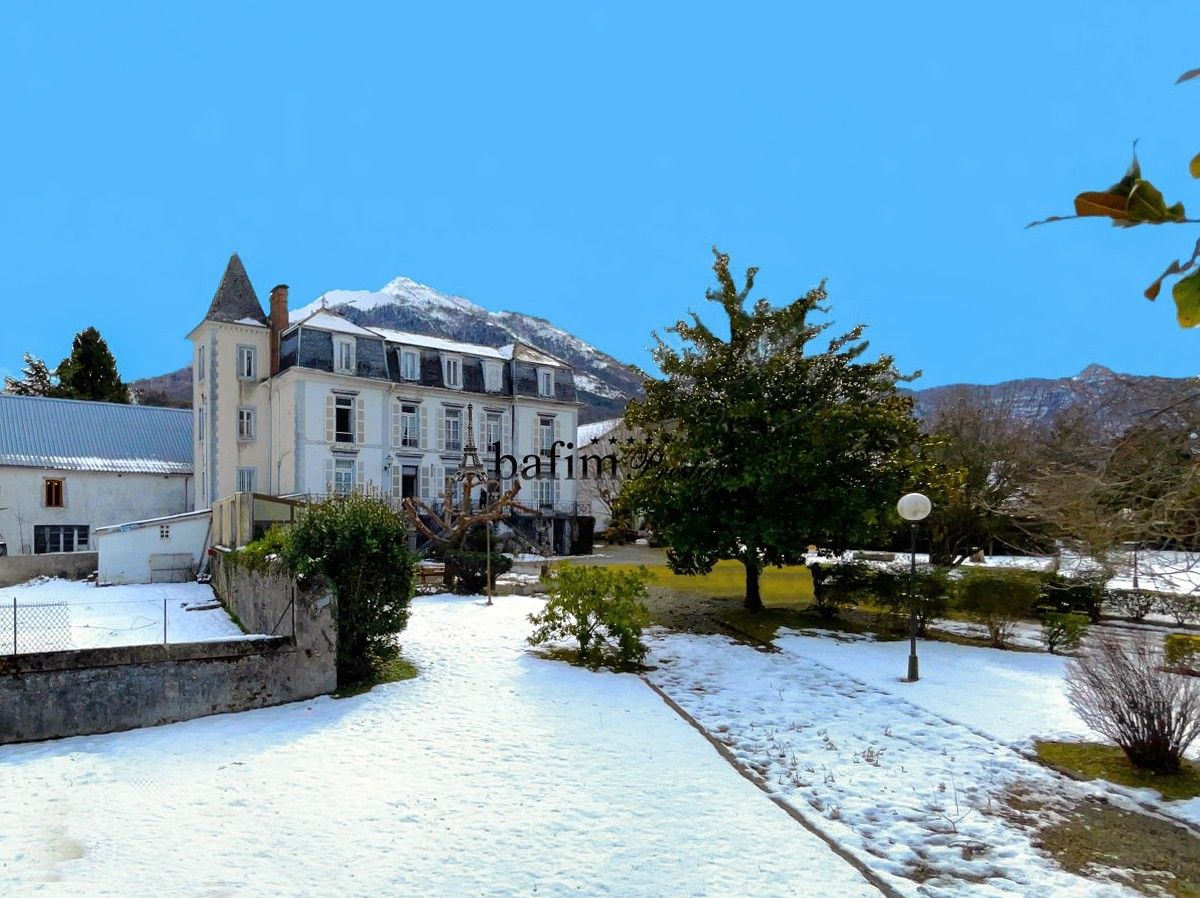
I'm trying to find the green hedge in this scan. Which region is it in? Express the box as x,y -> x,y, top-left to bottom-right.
1164,633 -> 1200,670
954,568 -> 1042,648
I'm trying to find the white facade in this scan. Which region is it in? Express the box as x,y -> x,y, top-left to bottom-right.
0,467 -> 192,557
96,510 -> 211,584
190,300 -> 582,515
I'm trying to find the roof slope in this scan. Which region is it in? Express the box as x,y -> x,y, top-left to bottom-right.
204,253 -> 267,325
0,395 -> 193,474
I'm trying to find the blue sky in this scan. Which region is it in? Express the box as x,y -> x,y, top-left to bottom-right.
1,2 -> 1198,388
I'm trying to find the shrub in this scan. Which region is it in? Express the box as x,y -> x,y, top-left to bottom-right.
281,493 -> 417,689
954,568 -> 1041,648
1157,593 -> 1200,627
1039,608 -> 1090,655
807,562 -> 870,620
1067,632 -> 1200,774
1039,572 -> 1107,622
1165,634 -> 1200,670
441,547 -> 513,594
878,564 -> 953,636
226,525 -> 291,573
1106,588 -> 1160,622
528,564 -> 651,665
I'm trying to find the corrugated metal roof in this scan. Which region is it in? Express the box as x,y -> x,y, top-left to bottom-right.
0,395 -> 193,474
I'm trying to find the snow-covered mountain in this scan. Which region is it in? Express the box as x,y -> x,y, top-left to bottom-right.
292,277 -> 645,423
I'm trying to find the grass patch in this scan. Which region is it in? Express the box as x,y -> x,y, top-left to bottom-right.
334,654 -> 418,699
605,560 -> 814,606
1008,786 -> 1200,898
1034,740 -> 1200,801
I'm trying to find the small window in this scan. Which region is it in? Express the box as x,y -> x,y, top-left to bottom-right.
237,345 -> 257,380
443,356 -> 462,389
159,525 -> 171,540
400,349 -> 420,380
44,479 -> 64,508
197,345 -> 206,380
198,406 -> 206,443
237,407 -> 256,441
401,402 -> 420,448
483,361 -> 503,393
538,368 -> 554,398
237,468 -> 257,493
537,478 -> 554,509
335,396 -> 354,443
335,338 -> 356,374
333,459 -> 355,495
444,407 -> 463,452
539,415 -> 555,458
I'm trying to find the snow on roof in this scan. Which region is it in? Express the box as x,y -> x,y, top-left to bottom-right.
288,309 -> 381,338
95,508 -> 212,533
0,394 -> 193,474
578,418 -> 622,444
369,327 -> 512,360
235,317 -> 268,327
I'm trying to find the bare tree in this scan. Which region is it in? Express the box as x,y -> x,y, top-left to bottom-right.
1067,631 -> 1200,773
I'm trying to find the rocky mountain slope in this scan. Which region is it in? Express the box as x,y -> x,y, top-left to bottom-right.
132,276 -> 1197,432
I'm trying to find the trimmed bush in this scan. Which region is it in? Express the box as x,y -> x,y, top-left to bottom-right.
1157,594 -> 1200,627
1040,608 -> 1090,655
1039,572 -> 1107,622
807,561 -> 870,620
1106,589 -> 1160,622
1068,632 -> 1200,773
954,568 -> 1041,648
528,564 -> 652,665
442,547 -> 513,594
1165,634 -> 1200,671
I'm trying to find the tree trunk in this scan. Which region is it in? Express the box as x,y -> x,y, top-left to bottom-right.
744,560 -> 763,611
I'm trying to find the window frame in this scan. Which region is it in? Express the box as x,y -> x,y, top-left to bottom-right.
400,348 -> 420,381
538,367 -> 555,398
334,337 -> 357,374
483,361 -> 503,393
33,524 -> 89,555
400,402 -> 420,448
538,415 -> 555,458
334,395 -> 355,443
442,354 -> 463,390
237,406 -> 257,442
443,406 -> 464,452
197,344 -> 206,381
236,344 -> 257,381
43,478 -> 64,508
333,458 -> 355,496
237,467 -> 257,493
485,411 -> 503,454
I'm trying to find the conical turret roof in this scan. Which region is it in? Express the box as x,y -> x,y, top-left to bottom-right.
203,253 -> 268,325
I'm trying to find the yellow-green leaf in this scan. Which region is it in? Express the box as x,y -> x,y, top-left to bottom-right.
1191,153 -> 1200,179
1172,268 -> 1200,327
1126,179 -> 1186,224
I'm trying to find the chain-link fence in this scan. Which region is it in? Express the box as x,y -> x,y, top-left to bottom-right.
1,601 -> 73,654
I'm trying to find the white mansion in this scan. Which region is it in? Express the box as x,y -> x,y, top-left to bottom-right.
190,255 -> 584,548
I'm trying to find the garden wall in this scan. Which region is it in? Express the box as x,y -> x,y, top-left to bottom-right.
0,552 -> 337,745
0,551 -> 97,588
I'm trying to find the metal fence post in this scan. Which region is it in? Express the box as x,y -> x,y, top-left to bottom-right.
11,597 -> 16,657
163,597 -> 168,646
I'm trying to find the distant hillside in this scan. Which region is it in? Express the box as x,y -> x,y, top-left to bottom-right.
128,366 -> 191,408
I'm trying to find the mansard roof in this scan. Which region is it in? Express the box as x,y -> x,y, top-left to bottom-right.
203,253 -> 268,325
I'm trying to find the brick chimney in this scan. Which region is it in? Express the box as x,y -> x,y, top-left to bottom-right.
269,284 -> 289,375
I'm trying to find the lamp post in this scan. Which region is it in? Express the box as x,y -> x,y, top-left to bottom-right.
897,492 -> 932,682
453,404 -> 493,605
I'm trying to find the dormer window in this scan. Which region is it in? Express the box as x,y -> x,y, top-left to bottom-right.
237,345 -> 257,381
400,348 -> 420,381
538,368 -> 554,398
335,337 -> 356,374
442,355 -> 463,389
483,361 -> 503,393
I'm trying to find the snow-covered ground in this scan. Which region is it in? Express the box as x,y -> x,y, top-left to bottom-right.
0,579 -> 252,653
646,627 -> 1200,898
0,594 -> 880,898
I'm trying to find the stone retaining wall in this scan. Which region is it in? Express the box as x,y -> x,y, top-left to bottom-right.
0,552 -> 97,588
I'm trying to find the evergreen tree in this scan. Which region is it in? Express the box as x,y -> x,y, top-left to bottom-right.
54,327 -> 129,403
625,250 -> 920,610
3,352 -> 58,396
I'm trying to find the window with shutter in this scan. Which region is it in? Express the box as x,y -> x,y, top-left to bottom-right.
356,460 -> 365,491
420,465 -> 430,498
437,407 -> 446,451
391,464 -> 401,497
392,401 -> 401,448
325,459 -> 335,494
501,410 -> 511,457
325,395 -> 336,443
355,400 -> 365,444
420,404 -> 430,449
